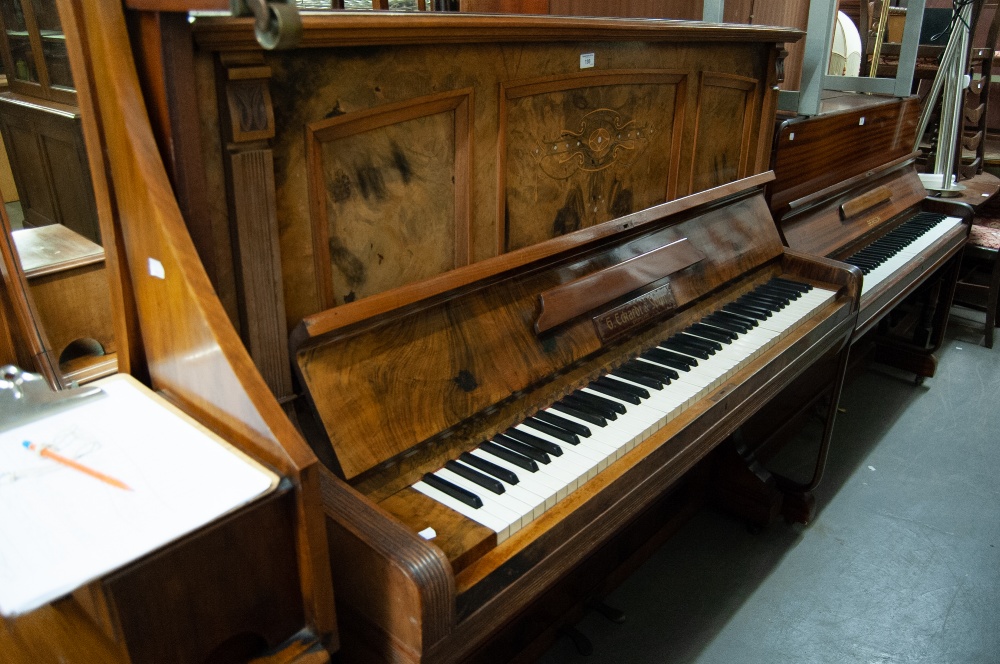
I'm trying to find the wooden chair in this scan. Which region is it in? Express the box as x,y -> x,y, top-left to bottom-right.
955,218 -> 1000,347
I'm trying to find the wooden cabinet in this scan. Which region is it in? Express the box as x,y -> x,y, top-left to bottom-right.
0,0 -> 99,244
0,0 -> 75,105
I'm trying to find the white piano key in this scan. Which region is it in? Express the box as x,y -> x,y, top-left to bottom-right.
434,468 -> 530,532
858,216 -> 962,295
414,281 -> 840,538
468,449 -> 562,509
412,480 -> 512,541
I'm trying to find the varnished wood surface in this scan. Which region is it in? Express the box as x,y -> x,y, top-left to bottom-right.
534,237 -> 705,333
186,26 -> 788,335
780,165 -> 929,259
769,96 -> 922,217
191,13 -> 803,51
299,176 -> 861,662
12,224 -> 104,277
53,0 -> 338,657
0,188 -> 61,385
548,0 -> 699,19
294,184 -> 786,481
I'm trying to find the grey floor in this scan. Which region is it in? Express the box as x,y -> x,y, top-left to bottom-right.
536,308 -> 1000,664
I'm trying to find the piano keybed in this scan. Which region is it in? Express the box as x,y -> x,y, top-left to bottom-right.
300,177 -> 861,659
409,278 -> 836,545
841,212 -> 965,297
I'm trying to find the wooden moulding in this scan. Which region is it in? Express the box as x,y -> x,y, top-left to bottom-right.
306,88 -> 474,311
534,237 -> 705,333
190,14 -> 804,51
839,185 -> 893,220
58,0 -> 337,656
769,96 -> 922,217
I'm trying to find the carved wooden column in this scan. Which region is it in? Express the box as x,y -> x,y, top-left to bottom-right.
216,53 -> 295,407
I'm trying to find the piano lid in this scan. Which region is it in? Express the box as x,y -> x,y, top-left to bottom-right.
292,174 -> 784,480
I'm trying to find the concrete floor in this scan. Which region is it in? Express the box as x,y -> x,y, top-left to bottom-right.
537,309 -> 1000,664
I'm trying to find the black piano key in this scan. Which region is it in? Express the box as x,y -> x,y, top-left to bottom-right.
480,441 -> 539,472
551,400 -> 609,426
753,284 -> 796,307
423,472 -> 483,509
493,433 -> 552,463
459,452 -> 519,485
725,302 -> 769,320
704,314 -> 750,335
624,359 -> 678,381
532,410 -> 593,437
689,322 -> 737,342
560,394 -> 615,419
660,338 -> 711,360
611,367 -> 663,390
445,460 -> 505,494
587,381 -> 642,405
566,391 -> 625,416
595,376 -> 649,399
504,427 -> 564,455
521,418 -> 582,445
739,293 -> 785,310
771,277 -> 811,292
758,283 -> 801,299
643,347 -> 695,370
743,292 -> 788,308
677,332 -> 723,352
714,308 -> 759,328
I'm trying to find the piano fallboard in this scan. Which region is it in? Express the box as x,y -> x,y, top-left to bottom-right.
776,162 -> 971,340
296,175 -> 861,663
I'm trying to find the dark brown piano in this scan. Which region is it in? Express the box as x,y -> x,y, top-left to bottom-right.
769,95 -> 973,376
292,173 -> 861,662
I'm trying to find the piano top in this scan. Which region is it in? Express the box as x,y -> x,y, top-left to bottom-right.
191,12 -> 804,51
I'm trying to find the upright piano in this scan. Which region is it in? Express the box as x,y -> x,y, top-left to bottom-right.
294,173 -> 861,662
769,95 -> 973,375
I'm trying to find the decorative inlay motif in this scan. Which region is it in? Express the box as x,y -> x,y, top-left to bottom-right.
232,81 -> 270,134
534,109 -> 653,179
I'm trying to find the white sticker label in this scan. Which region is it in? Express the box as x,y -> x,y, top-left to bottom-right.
418,527 -> 437,540
580,53 -> 595,69
148,257 -> 165,280
859,116 -> 866,126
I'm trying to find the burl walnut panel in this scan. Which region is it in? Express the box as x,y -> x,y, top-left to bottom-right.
192,34 -> 783,332
501,71 -> 685,252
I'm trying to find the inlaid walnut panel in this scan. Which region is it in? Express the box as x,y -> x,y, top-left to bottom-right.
689,73 -> 758,193
306,90 -> 472,309
501,72 -> 685,252
196,38 -> 778,330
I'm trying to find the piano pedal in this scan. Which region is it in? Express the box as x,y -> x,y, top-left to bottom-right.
557,625 -> 594,656
586,599 -> 626,624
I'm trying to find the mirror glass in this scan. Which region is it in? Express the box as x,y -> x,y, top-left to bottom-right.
0,0 -> 116,386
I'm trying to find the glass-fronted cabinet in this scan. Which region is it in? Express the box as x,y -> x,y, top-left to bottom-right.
0,0 -> 74,105
0,0 -> 98,246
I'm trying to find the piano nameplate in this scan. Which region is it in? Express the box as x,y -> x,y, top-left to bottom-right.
593,282 -> 677,342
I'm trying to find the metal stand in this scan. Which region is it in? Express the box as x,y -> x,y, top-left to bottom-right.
916,2 -> 975,196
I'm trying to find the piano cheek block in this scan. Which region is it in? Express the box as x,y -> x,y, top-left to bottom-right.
380,488 -> 498,574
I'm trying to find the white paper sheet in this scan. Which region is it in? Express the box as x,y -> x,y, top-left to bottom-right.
0,375 -> 277,616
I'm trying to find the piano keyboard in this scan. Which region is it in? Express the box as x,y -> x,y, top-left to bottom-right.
411,278 -> 836,541
843,212 -> 963,296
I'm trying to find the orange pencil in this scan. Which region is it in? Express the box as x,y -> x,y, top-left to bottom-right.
22,440 -> 132,491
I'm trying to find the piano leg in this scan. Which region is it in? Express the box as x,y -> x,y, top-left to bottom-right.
713,340 -> 852,526
872,254 -> 964,381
